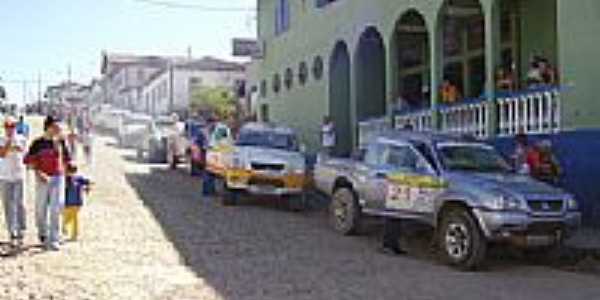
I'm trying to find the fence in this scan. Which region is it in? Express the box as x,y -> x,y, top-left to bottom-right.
497,88 -> 561,136
393,110 -> 433,131
394,87 -> 562,137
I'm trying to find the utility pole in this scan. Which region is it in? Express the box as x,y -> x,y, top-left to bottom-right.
38,72 -> 42,111
68,64 -> 72,84
22,81 -> 27,104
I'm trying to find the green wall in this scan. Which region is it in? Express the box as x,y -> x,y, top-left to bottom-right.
248,0 -> 600,150
558,0 -> 600,129
519,0 -> 557,82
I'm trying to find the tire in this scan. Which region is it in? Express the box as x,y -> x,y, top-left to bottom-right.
438,208 -> 487,271
287,193 -> 307,212
329,187 -> 361,235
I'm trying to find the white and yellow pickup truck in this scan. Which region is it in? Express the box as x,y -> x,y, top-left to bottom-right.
206,122 -> 308,210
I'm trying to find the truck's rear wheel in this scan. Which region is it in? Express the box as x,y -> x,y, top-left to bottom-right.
438,208 -> 487,271
330,187 -> 361,235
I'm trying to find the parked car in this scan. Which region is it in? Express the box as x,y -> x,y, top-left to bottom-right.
103,109 -> 130,133
206,122 -> 308,210
165,116 -> 188,169
136,116 -> 177,163
313,130 -> 581,270
118,113 -> 152,148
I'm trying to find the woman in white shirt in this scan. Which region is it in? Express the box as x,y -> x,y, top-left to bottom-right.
0,117 -> 27,248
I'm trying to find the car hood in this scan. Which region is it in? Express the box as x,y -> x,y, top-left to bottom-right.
238,146 -> 304,166
446,171 -> 565,197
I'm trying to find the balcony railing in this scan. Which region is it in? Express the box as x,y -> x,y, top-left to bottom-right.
497,88 -> 561,136
392,87 -> 563,138
439,98 -> 489,138
394,109 -> 433,131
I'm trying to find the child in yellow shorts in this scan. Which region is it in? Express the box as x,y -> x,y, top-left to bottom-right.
63,164 -> 92,241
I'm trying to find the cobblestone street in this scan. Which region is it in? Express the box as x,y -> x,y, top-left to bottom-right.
1,133 -> 600,300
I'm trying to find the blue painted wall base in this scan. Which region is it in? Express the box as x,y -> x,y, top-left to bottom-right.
492,130 -> 600,227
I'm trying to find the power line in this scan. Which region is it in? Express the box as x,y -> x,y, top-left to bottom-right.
133,0 -> 254,12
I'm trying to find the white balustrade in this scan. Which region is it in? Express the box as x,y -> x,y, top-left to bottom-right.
394,110 -> 433,132
496,88 -> 561,137
439,101 -> 488,138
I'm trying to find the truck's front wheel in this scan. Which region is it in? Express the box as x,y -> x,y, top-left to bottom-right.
330,188 -> 361,235
438,209 -> 487,271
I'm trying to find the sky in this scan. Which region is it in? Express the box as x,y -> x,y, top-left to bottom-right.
0,0 -> 256,104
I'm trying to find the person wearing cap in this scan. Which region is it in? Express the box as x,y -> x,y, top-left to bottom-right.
0,116 -> 28,248
24,116 -> 71,251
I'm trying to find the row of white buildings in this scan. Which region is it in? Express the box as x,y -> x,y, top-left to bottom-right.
83,52 -> 246,116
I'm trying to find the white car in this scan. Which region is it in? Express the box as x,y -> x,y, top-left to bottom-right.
118,113 -> 152,148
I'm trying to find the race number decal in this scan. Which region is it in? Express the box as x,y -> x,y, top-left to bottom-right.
386,184 -> 413,210
385,174 -> 447,212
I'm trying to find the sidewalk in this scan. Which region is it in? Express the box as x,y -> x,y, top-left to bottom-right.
567,227 -> 600,252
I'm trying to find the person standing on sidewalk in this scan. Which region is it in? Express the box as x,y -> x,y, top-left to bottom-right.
62,163 -> 92,241
0,116 -> 27,248
24,116 -> 71,251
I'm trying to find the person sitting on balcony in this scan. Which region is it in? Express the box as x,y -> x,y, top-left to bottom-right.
539,58 -> 558,86
496,68 -> 515,92
526,60 -> 544,88
441,79 -> 460,104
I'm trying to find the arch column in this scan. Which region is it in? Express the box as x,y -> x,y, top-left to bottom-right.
484,0 -> 502,136
386,35 -> 399,124
429,18 -> 443,131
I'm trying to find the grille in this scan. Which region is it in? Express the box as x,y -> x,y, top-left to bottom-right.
249,177 -> 285,188
527,200 -> 564,213
251,162 -> 285,172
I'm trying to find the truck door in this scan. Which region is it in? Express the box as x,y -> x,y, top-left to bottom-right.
382,144 -> 445,216
355,143 -> 389,210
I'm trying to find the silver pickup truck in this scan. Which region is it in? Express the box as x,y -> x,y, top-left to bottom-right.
314,130 -> 581,270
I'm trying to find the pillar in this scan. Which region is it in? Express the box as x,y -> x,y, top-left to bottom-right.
430,18 -> 443,131
484,0 -> 501,136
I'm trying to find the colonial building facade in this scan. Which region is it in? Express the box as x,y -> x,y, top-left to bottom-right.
140,57 -> 245,116
246,0 -> 600,224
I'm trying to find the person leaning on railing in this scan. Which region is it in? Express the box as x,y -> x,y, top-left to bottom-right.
496,68 -> 515,92
441,79 -> 461,104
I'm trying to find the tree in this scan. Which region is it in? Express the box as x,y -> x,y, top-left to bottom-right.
190,86 -> 237,119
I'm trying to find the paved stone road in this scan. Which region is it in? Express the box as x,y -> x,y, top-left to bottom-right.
1,133 -> 599,300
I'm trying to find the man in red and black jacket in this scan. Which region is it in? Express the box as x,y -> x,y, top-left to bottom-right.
24,116 -> 71,251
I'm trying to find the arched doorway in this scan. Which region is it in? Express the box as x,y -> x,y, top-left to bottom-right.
329,41 -> 352,157
355,27 -> 387,123
440,0 -> 486,102
392,10 -> 431,112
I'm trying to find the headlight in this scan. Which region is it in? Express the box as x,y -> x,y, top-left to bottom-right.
488,193 -> 523,211
566,198 -> 579,211
287,159 -> 306,174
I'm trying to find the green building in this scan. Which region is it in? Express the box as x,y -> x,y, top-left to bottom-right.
246,0 -> 600,223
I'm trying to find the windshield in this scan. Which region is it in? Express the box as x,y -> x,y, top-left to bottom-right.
155,121 -> 176,133
437,143 -> 511,173
236,130 -> 297,151
126,118 -> 150,126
